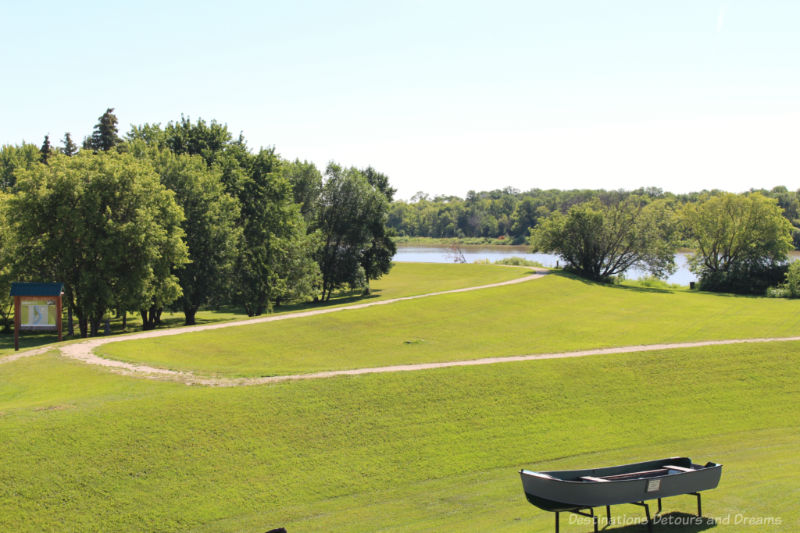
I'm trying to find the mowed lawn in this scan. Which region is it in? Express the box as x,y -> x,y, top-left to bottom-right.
100,272 -> 800,377
1,341 -> 798,532
0,262 -> 531,358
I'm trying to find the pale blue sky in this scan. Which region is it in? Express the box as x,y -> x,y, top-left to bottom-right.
2,1 -> 799,199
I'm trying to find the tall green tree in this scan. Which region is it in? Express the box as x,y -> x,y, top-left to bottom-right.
139,146 -> 242,325
313,163 -> 395,301
283,159 -> 322,224
0,143 -> 40,191
85,108 -> 121,152
61,132 -> 78,156
128,117 -> 251,197
163,116 -> 236,166
0,193 -> 13,331
531,196 -> 677,282
359,167 -> 396,293
682,192 -> 793,293
6,152 -> 187,336
39,135 -> 52,164
129,119 -> 319,314
233,149 -> 313,315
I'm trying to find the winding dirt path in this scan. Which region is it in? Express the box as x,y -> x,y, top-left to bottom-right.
3,269 -> 548,377
6,268 -> 800,387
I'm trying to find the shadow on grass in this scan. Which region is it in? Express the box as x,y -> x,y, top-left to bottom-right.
549,270 -> 680,295
0,286 -> 388,355
606,512 -> 717,531
550,269 -> 766,299
0,331 -> 63,354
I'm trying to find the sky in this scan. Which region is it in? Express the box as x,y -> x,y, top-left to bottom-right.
2,1 -> 799,200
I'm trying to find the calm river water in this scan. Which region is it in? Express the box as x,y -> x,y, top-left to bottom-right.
395,245 -> 697,285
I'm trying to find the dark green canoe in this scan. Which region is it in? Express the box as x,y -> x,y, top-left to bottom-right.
520,457 -> 722,531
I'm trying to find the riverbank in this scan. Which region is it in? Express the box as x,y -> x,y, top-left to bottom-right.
393,236 -> 523,247
394,236 -> 699,254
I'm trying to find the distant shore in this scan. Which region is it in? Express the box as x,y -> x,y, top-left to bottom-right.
394,236 -> 697,254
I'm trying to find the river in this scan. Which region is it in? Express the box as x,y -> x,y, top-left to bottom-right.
395,245 -> 697,285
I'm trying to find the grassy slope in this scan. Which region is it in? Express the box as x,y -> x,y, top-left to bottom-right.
100,273 -> 800,377
1,341 -> 798,532
0,263 -> 530,358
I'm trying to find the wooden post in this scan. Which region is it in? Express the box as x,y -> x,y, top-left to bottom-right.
13,295 -> 20,351
56,294 -> 63,342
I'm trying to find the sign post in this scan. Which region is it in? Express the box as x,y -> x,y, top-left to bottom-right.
10,282 -> 64,351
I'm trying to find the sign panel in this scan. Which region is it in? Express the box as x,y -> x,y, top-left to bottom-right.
20,298 -> 57,330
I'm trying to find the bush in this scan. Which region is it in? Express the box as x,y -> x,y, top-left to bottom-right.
697,263 -> 788,295
768,260 -> 800,298
766,286 -> 789,298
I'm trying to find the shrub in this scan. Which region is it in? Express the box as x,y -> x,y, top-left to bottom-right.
697,263 -> 788,295
768,260 -> 800,298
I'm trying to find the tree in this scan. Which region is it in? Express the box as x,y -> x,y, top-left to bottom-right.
0,143 -> 40,191
283,159 -> 322,224
163,116 -> 234,166
139,146 -> 242,325
40,135 -> 52,164
531,196 -> 677,282
682,192 -> 793,294
232,148 -> 313,315
313,163 -> 395,301
0,193 -> 13,331
86,108 -> 121,152
359,167 -> 396,293
775,260 -> 800,298
62,132 -> 78,156
128,117 -> 251,195
510,198 -> 548,243
6,152 -> 187,337
269,230 -> 321,307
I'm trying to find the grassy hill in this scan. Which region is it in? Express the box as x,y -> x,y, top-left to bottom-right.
0,262 -> 531,357
1,264 -> 798,531
99,270 -> 800,378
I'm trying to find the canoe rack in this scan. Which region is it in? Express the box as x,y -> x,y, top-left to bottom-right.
554,490 -> 704,533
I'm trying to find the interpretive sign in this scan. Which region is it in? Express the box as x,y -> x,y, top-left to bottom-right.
20,298 -> 58,329
10,282 -> 63,351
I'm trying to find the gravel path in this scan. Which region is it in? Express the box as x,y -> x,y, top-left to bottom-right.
3,269 -> 548,378
6,269 -> 800,387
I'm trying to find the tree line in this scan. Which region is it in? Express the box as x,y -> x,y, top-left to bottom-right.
390,186 -> 800,248
393,187 -> 798,295
0,109 -> 395,337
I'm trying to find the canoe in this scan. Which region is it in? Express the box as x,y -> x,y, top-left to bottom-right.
520,456 -> 721,511
520,457 -> 722,531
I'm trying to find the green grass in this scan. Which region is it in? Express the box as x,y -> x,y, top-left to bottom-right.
99,272 -> 800,378
0,262 -> 530,359
1,341 -> 798,531
366,261 -> 534,299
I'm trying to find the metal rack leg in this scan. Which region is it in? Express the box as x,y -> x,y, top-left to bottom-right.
563,508 -> 598,533
606,505 -> 611,525
690,492 -> 702,516
632,501 -> 653,533
657,498 -> 662,515
555,511 -> 559,533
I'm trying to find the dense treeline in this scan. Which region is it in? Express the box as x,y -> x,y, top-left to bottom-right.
0,109 -> 395,336
390,186 -> 800,248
